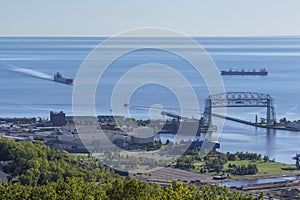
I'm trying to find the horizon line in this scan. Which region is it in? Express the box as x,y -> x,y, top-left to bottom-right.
1,34 -> 300,38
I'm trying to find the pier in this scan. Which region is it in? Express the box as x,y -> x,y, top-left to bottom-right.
212,113 -> 262,127
211,113 -> 300,131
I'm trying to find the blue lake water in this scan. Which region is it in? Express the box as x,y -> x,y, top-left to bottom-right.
221,175 -> 300,187
0,36 -> 300,163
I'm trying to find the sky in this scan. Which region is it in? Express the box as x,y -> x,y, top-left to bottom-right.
1,0 -> 300,36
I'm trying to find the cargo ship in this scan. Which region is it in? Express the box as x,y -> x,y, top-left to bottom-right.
54,72 -> 74,84
221,68 -> 268,76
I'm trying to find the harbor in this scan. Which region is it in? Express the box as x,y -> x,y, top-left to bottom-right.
1,1 -> 300,199
0,36 -> 300,199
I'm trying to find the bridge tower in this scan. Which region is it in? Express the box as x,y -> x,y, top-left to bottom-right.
292,153 -> 300,169
203,98 -> 212,126
266,95 -> 276,128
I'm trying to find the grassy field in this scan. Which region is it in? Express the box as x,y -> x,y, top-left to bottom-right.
190,159 -> 298,180
224,160 -> 297,179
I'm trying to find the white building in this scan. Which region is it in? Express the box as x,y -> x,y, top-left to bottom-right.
130,127 -> 155,144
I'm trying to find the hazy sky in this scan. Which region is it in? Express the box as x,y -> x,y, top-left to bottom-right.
1,0 -> 300,36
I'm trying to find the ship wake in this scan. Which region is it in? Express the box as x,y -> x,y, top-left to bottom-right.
11,67 -> 53,81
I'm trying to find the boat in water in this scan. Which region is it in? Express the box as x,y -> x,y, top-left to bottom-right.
221,68 -> 268,76
54,72 -> 74,84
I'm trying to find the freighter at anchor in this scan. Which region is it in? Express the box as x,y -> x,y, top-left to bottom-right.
54,72 -> 74,84
221,68 -> 268,76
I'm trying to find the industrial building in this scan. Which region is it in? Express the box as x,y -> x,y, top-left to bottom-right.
50,111 -> 66,126
130,127 -> 155,144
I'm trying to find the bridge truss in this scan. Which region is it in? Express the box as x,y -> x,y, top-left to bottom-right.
203,92 -> 276,127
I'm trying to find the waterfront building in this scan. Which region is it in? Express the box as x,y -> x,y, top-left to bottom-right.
130,127 -> 154,144
50,111 -> 66,126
